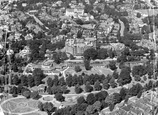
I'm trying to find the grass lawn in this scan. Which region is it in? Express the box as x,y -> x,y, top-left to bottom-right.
65,65 -> 113,77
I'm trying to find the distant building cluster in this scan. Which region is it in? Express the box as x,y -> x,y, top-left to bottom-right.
65,37 -> 96,56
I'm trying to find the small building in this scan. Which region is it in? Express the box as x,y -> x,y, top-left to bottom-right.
65,9 -> 75,17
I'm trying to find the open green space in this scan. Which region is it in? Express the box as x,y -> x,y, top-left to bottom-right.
1,97 -> 39,115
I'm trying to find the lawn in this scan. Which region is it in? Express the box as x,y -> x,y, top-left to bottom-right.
65,65 -> 113,77
1,101 -> 17,112
1,97 -> 39,115
12,107 -> 34,113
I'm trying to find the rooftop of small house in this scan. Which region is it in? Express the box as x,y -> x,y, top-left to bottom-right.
81,24 -> 95,30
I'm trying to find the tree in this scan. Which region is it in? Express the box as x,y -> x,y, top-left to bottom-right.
94,80 -> 102,91
149,49 -> 155,60
75,19 -> 84,25
84,59 -> 91,70
52,75 -> 59,86
137,91 -> 143,98
47,78 -> 53,87
117,67 -> 132,86
102,78 -> 110,90
119,88 -> 128,100
95,91 -> 108,102
11,86 -> 18,96
124,95 -> 130,104
47,87 -> 52,94
86,93 -> 96,105
113,93 -> 121,104
83,48 -> 98,60
134,75 -> 141,81
77,29 -> 83,38
27,75 -> 35,87
108,61 -> 117,71
75,66 -> 82,73
128,83 -> 143,96
69,54 -> 75,60
109,104 -> 115,111
136,12 -> 141,18
89,0 -> 96,4
93,101 -> 101,111
20,75 -> 28,86
76,111 -> 85,115
77,103 -> 88,112
12,63 -> 19,72
42,102 -> 56,114
117,54 -> 127,63
30,91 -> 41,100
53,53 -> 61,64
17,85 -> 24,94
51,85 -> 61,94
61,85 -> 70,94
112,70 -> 119,79
22,90 -> 31,99
108,49 -> 116,59
101,101 -> 108,110
96,7 -> 102,13
75,85 -> 83,94
77,96 -> 86,104
58,77 -> 66,86
109,77 -> 117,88
12,74 -> 20,85
141,25 -> 151,34
38,101 -> 44,111
77,75 -> 83,85
85,82 -> 93,92
132,65 -> 147,77
84,4 -> 93,13
33,68 -> 45,86
143,76 -> 147,81
97,48 -> 108,59
86,105 -> 95,114
66,74 -> 73,87
105,94 -> 114,105
55,93 -> 65,102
